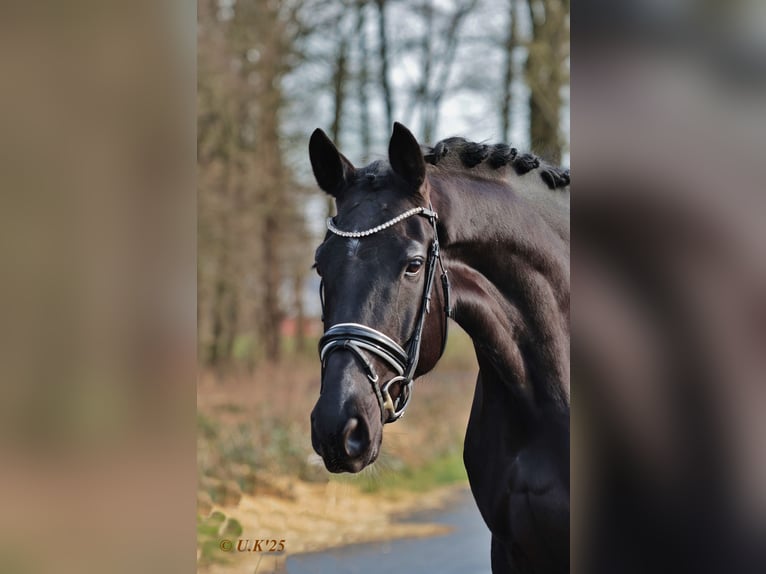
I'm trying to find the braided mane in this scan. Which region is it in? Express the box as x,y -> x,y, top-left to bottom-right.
422,137 -> 570,191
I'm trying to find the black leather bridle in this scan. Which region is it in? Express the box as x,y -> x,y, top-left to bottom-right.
318,205 -> 451,423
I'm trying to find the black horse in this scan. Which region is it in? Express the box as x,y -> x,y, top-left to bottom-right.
309,123 -> 570,573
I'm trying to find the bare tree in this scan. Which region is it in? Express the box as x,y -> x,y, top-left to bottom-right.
198,0 -> 243,371
410,0 -> 478,142
198,0 -> 315,369
330,40 -> 349,148
197,0 -> 570,372
525,0 -> 569,161
328,15 -> 351,218
375,0 -> 394,130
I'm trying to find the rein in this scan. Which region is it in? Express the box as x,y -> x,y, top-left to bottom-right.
318,205 -> 451,423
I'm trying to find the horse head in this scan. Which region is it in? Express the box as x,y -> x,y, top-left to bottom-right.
308,123 -> 449,473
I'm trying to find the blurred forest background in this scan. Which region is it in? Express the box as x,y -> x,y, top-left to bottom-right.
198,0 -> 569,370
197,0 -> 568,568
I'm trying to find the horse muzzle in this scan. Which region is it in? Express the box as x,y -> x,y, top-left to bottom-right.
310,362 -> 383,473
310,408 -> 379,473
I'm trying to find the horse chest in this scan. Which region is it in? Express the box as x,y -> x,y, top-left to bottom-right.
463,374 -> 521,531
463,373 -> 570,573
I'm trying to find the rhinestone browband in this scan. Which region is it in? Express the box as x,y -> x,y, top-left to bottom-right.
326,207 -> 438,238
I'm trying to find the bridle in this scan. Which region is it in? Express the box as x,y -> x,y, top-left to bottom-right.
318,204 -> 451,424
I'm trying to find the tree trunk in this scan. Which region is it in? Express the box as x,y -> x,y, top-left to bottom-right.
501,0 -> 519,142
208,273 -> 238,370
293,269 -> 306,354
525,0 -> 567,162
419,0 -> 435,143
223,281 -> 238,364
328,30 -> 349,218
356,0 -> 372,160
260,212 -> 282,361
208,278 -> 225,368
252,1 -> 287,363
375,0 -> 394,130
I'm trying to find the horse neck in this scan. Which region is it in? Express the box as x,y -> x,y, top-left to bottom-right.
428,172 -> 570,415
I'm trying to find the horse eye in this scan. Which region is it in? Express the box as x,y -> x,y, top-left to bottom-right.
405,258 -> 424,276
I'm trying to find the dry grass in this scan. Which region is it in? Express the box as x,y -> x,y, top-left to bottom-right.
198,324 -> 477,478
197,325 -> 479,570
199,477 -> 469,574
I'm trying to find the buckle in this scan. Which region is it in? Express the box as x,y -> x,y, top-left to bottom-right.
421,208 -> 438,220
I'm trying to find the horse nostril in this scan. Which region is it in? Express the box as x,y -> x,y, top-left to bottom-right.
342,417 -> 368,458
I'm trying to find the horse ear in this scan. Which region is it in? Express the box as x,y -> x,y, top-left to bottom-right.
389,122 -> 426,194
309,129 -> 355,198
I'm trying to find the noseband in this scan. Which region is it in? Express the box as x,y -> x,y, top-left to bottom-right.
318,205 -> 451,424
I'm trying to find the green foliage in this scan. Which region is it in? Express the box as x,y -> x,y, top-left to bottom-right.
265,424 -> 305,468
197,412 -> 219,441
280,332 -> 321,360
437,325 -> 478,372
232,334 -> 257,361
223,517 -> 243,538
199,416 -> 312,485
197,511 -> 240,567
220,423 -> 261,468
334,450 -> 468,494
215,402 -> 246,414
